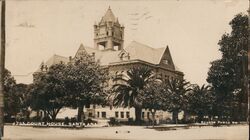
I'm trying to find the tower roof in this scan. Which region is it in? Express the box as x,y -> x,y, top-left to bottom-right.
100,7 -> 116,23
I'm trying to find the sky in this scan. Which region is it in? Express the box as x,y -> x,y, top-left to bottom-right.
5,0 -> 248,85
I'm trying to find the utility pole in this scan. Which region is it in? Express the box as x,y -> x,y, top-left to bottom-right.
0,0 -> 5,138
247,0 -> 250,124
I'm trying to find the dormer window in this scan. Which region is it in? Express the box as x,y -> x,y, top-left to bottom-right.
118,50 -> 129,61
120,53 -> 125,60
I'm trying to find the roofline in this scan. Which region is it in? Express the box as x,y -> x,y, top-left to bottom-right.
156,46 -> 167,64
103,59 -> 183,75
126,41 -> 158,50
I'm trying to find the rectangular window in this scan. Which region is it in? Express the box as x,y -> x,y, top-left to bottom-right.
126,112 -> 130,118
142,112 -> 145,119
115,111 -> 119,118
89,112 -> 93,117
97,112 -> 100,118
120,112 -> 124,118
101,112 -> 106,118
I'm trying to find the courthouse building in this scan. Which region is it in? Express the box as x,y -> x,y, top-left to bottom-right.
34,7 -> 184,122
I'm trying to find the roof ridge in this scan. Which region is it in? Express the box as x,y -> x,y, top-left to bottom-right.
84,46 -> 99,51
129,41 -> 156,50
53,54 -> 68,58
101,7 -> 116,23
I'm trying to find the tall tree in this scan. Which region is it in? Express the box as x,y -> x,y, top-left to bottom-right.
64,51 -> 108,122
29,63 -> 67,121
112,66 -> 154,124
142,80 -> 165,127
12,83 -> 30,119
163,78 -> 191,124
3,69 -> 17,118
207,14 -> 248,121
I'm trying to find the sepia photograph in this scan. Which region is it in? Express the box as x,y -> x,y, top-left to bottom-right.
0,0 -> 249,139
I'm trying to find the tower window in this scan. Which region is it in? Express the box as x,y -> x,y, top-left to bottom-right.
114,45 -> 119,51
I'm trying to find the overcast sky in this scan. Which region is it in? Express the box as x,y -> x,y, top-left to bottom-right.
5,0 -> 248,85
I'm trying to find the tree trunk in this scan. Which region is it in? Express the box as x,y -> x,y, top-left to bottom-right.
77,105 -> 84,122
25,110 -> 30,120
51,114 -> 56,122
135,107 -> 142,125
172,110 -> 178,124
51,108 -> 62,122
197,114 -> 203,123
183,110 -> 189,123
36,110 -> 39,118
150,109 -> 156,128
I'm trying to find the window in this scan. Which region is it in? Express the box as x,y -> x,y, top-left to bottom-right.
120,53 -> 125,60
142,112 -> 145,119
101,112 -> 106,118
97,112 -> 100,118
120,112 -> 124,118
126,112 -> 130,118
163,59 -> 169,64
89,112 -> 93,117
115,112 -> 119,118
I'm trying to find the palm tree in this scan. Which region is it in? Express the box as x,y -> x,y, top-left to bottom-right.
163,78 -> 191,124
112,66 -> 154,124
187,84 -> 215,123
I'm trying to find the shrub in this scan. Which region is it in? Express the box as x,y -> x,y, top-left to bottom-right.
108,117 -> 120,126
64,117 -> 69,125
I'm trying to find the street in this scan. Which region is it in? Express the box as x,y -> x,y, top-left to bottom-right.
3,124 -> 249,140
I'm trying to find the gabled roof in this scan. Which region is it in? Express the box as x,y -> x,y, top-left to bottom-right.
38,41 -> 179,73
78,45 -> 121,66
125,41 -> 166,64
74,41 -> 177,71
36,54 -> 69,72
100,7 -> 116,23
